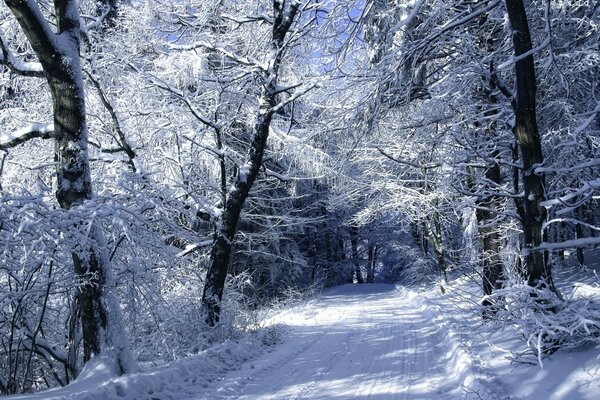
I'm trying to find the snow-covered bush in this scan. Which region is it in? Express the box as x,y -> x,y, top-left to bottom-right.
485,281 -> 600,366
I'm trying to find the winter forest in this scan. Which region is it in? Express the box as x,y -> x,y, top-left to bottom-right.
0,0 -> 599,399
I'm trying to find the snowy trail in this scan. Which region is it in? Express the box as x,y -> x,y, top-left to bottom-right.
11,281 -> 599,400
196,284 -> 474,400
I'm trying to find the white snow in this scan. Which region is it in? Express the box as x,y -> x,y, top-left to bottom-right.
0,123 -> 54,148
200,284 -> 482,400
6,283 -> 600,399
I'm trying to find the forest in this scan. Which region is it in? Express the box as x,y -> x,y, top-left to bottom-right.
0,0 -> 599,398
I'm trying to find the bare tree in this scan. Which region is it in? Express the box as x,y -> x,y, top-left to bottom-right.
199,0 -> 303,326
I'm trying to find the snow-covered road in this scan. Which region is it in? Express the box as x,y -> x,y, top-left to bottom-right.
9,282 -> 600,399
200,284 -> 476,400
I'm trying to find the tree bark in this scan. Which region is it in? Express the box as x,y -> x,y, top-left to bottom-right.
575,207 -> 585,266
476,153 -> 504,314
505,0 -> 551,287
367,243 -> 377,283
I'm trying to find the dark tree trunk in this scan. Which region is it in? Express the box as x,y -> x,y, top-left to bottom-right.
476,155 -> 504,313
557,222 -> 565,261
505,0 -> 551,287
367,243 -> 377,283
350,225 -> 364,284
336,233 -> 353,284
200,0 -> 300,326
469,8 -> 506,312
575,207 -> 585,266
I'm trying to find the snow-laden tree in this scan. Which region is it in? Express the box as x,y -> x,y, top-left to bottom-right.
112,0 -> 323,325
0,0 -> 135,389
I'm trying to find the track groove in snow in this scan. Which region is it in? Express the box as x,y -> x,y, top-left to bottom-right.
193,284 -> 493,400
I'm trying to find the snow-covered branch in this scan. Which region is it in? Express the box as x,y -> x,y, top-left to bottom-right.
264,168 -> 293,182
0,123 -> 56,150
535,236 -> 600,252
0,33 -> 44,77
376,147 -> 441,170
176,240 -> 213,258
271,82 -> 319,113
412,0 -> 501,52
498,36 -> 551,70
82,6 -> 112,32
389,0 -> 426,31
170,41 -> 266,72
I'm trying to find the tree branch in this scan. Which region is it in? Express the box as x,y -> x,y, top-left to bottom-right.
170,40 -> 266,72
376,147 -> 441,170
0,123 -> 56,149
271,82 -> 319,113
0,32 -> 44,77
4,0 -> 58,67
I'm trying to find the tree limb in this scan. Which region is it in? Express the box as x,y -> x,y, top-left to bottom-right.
0,123 -> 56,150
0,32 -> 44,77
4,0 -> 58,68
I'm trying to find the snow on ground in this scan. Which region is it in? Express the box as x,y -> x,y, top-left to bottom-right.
4,328 -> 283,400
433,250 -> 600,400
195,283 -> 506,400
434,277 -> 600,400
7,276 -> 600,399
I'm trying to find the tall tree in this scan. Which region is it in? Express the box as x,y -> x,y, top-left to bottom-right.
1,0 -> 134,373
199,0 -> 302,326
504,0 -> 551,288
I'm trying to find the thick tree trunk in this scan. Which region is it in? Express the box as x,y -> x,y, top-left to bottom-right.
505,0 -> 551,287
200,0 -> 300,326
476,157 -> 504,313
6,0 -> 134,373
336,233 -> 353,284
575,207 -> 585,266
557,222 -> 565,261
50,38 -> 133,376
469,7 -> 506,310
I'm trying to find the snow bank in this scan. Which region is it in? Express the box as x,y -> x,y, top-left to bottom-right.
431,269 -> 600,400
6,327 -> 283,400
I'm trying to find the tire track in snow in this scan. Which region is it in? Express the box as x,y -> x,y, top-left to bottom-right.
292,330 -> 356,400
193,284 -> 501,400
206,297 -> 352,399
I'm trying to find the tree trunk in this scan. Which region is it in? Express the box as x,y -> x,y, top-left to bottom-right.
336,233 -> 353,284
200,0 -> 300,326
505,0 -> 551,287
367,244 -> 377,283
350,225 -> 364,284
575,207 -> 585,266
557,222 -> 565,261
5,0 -> 134,373
476,156 -> 504,314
